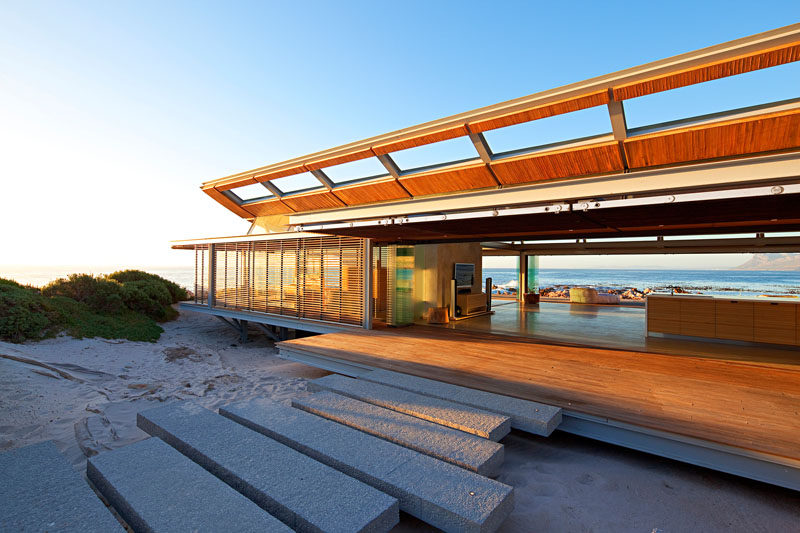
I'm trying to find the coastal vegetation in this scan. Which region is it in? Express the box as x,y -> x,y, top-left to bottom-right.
0,270 -> 189,343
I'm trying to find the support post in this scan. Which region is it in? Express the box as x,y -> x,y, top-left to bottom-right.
363,239 -> 373,330
517,253 -> 526,304
208,243 -> 216,309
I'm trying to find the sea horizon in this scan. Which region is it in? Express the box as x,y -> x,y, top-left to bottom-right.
4,264 -> 799,298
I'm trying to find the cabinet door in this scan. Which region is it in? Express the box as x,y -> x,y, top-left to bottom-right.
715,300 -> 753,340
647,297 -> 680,320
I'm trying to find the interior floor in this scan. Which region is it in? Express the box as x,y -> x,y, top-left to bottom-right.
427,300 -> 800,366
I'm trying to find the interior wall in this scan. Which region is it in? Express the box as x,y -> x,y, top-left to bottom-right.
413,242 -> 483,320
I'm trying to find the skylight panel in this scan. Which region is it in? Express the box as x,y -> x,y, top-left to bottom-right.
624,61 -> 800,129
230,183 -> 272,202
389,136 -> 478,172
483,105 -> 612,156
322,157 -> 389,183
270,172 -> 324,194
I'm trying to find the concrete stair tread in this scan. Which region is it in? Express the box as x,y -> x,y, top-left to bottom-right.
294,391 -> 504,477
221,398 -> 514,533
360,369 -> 562,436
0,441 -> 121,532
137,401 -> 398,533
309,374 -> 511,441
87,438 -> 290,532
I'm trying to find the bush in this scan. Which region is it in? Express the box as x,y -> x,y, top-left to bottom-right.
107,270 -> 188,304
0,279 -> 58,342
120,279 -> 173,321
41,274 -> 124,314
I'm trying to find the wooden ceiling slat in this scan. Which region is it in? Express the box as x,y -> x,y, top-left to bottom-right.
333,178 -> 411,206
372,125 -> 469,155
203,188 -> 256,218
304,148 -> 376,171
468,91 -> 610,133
281,190 -> 346,212
211,176 -> 258,192
242,198 -> 295,216
624,108 -> 800,168
254,163 -> 308,183
398,162 -> 497,196
490,141 -> 624,185
613,41 -> 800,101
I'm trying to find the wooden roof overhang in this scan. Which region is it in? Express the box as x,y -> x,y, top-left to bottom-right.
200,24 -> 800,242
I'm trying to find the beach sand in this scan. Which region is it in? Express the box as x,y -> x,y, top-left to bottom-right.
1,310 -> 797,531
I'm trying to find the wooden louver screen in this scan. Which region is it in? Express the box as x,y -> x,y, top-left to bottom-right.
193,245 -> 209,305
203,236 -> 365,326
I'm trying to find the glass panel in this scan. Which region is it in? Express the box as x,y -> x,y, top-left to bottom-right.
270,172 -> 324,193
624,61 -> 800,129
390,136 -> 477,171
231,183 -> 272,201
322,157 -> 389,183
484,106 -> 611,155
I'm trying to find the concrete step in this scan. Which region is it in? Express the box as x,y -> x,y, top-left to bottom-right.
294,392 -> 504,477
138,401 -> 398,533
221,398 -> 514,533
360,369 -> 562,436
87,437 -> 290,532
309,374 -> 511,441
0,441 -> 121,532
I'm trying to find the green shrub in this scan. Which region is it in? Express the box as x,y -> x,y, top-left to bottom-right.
107,270 -> 188,304
51,296 -> 163,342
120,279 -> 173,321
0,279 -> 58,342
41,274 -> 124,314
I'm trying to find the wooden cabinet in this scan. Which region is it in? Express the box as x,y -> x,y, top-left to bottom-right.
753,301 -> 796,345
715,300 -> 753,341
646,296 -> 681,334
647,295 -> 799,346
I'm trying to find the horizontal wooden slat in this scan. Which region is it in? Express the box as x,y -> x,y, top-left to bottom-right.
490,141 -> 624,185
254,164 -> 308,183
212,176 -> 258,192
304,148 -> 376,171
243,198 -> 295,216
398,162 -> 497,196
613,41 -> 800,101
281,190 -> 346,212
333,178 -> 411,205
372,125 -> 468,155
468,91 -> 610,133
203,188 -> 255,218
624,108 -> 800,168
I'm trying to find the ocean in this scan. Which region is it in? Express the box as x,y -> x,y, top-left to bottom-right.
483,268 -> 800,297
3,265 -> 800,298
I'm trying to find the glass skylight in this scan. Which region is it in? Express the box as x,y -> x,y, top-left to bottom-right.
322,157 -> 389,183
483,105 -> 612,156
270,172 -> 324,194
230,183 -> 273,201
389,136 -> 478,172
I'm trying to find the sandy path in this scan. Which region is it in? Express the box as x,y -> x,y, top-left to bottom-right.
1,311 -> 797,531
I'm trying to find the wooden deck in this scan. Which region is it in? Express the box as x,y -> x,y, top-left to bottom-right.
280,326 -> 800,461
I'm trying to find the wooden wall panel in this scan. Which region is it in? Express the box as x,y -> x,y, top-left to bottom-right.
468,91 -> 609,133
203,187 -> 255,218
304,148 -> 375,171
613,41 -> 800,101
281,190 -> 346,212
244,198 -> 294,216
398,162 -> 497,196
490,142 -> 624,185
372,125 -> 468,155
334,178 -> 410,205
624,109 -> 800,168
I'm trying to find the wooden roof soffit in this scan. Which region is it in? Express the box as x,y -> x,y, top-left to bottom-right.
613,40 -> 800,101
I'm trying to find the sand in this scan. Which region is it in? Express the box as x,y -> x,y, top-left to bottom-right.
1,310 -> 797,531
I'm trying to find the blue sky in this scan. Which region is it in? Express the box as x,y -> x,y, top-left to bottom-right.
1,1 -> 798,269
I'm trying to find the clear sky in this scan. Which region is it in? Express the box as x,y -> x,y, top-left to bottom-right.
1,1 -> 798,270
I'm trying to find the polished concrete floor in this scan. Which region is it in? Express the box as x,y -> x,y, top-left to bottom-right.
433,300 -> 800,366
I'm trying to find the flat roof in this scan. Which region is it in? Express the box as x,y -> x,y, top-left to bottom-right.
199,24 -> 800,222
